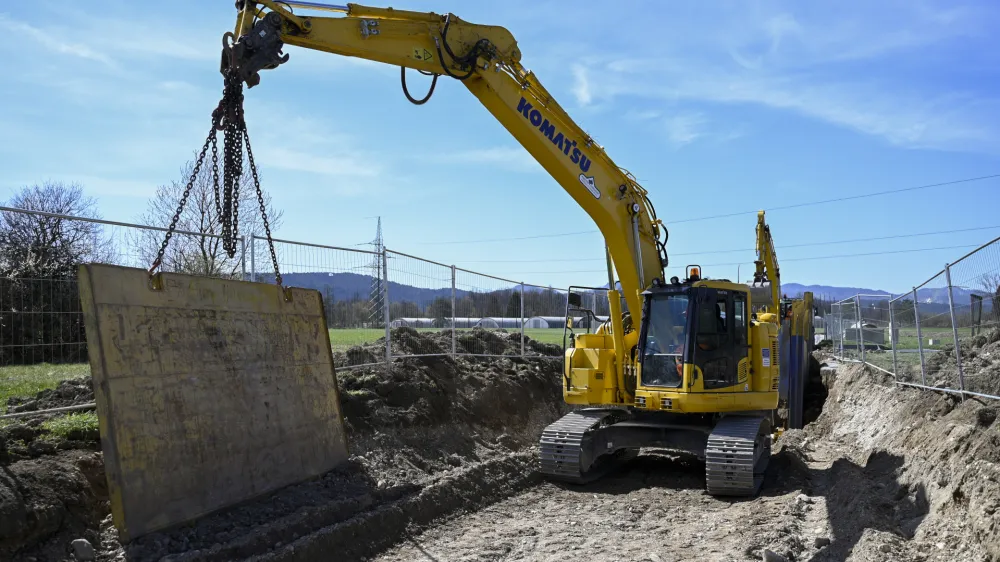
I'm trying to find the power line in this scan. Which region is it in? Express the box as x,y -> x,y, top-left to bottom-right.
670,174 -> 1000,224
412,173 -> 999,246
488,244 -> 980,276
452,224 -> 1000,263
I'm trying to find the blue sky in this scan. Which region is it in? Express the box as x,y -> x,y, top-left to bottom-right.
2,0 -> 998,295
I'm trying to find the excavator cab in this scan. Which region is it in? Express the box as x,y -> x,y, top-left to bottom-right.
638,284 -> 750,393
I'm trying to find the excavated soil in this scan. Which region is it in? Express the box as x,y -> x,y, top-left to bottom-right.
373,359 -> 1000,562
924,328 -> 1000,397
5,329 -> 1000,562
2,328 -> 567,561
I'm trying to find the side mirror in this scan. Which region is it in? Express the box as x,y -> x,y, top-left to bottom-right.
568,292 -> 583,307
566,317 -> 574,329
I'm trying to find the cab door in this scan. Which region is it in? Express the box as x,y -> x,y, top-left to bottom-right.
692,288 -> 742,392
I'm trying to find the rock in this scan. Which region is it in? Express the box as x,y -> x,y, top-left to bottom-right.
446,454 -> 463,467
814,537 -> 831,548
880,543 -> 892,553
763,549 -> 789,562
72,538 -> 96,561
795,493 -> 813,504
649,555 -> 663,562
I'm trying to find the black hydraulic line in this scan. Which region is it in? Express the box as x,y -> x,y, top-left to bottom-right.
400,67 -> 438,105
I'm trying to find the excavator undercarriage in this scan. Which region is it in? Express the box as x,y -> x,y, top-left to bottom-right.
540,409 -> 772,496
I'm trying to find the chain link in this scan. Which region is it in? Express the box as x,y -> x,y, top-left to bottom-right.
150,64 -> 282,287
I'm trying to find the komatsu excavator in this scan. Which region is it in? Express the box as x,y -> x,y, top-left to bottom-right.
217,1 -> 814,496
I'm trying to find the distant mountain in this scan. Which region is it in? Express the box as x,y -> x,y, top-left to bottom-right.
782,283 -> 989,305
282,272 -> 461,306
280,272 -> 990,310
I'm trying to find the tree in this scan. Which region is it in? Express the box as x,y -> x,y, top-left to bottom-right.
0,182 -> 113,364
389,300 -> 421,320
427,296 -> 452,327
0,182 -> 113,278
505,290 -> 521,318
136,156 -> 283,278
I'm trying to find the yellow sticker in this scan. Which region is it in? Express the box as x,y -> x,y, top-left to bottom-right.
412,47 -> 433,61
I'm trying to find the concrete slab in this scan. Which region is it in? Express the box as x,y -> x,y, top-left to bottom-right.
78,264 -> 348,542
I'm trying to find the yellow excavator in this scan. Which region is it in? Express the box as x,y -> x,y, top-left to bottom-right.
218,1 -> 814,496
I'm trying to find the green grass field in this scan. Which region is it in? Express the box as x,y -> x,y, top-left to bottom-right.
0,363 -> 90,414
326,327 -> 568,352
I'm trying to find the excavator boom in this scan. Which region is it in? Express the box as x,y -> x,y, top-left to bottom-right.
226,1 -> 667,323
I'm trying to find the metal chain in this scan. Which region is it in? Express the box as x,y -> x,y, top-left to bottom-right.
243,127 -> 281,286
148,124 -> 216,276
150,64 -> 282,286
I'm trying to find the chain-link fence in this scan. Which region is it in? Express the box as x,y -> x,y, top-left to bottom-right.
0,207 -> 578,384
826,236 -> 1000,401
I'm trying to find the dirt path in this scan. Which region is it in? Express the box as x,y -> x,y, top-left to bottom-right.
375,361 -> 999,562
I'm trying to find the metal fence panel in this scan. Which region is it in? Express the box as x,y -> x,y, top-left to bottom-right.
914,271 -> 959,389
523,284 -> 571,356
889,293 -> 921,383
255,237 -> 385,369
453,267 -> 523,357
945,237 -> 1000,397
384,250 -> 454,358
857,294 -> 893,373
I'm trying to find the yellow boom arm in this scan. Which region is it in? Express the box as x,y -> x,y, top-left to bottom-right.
227,1 -> 667,322
752,210 -> 780,313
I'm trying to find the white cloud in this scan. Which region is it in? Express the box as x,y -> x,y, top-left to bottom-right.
436,146 -> 542,173
571,64 -> 592,106
265,147 -> 381,178
556,1 -> 1000,154
664,113 -> 706,146
0,14 -> 114,66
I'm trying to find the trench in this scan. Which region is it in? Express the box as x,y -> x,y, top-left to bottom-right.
5,339 -> 999,562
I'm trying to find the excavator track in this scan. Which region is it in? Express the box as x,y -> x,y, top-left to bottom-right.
539,409 -> 635,484
704,415 -> 772,497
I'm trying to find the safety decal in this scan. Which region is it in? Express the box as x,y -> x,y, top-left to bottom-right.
412,48 -> 433,61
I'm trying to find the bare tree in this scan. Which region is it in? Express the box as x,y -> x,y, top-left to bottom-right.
137,156 -> 283,278
0,182 -> 113,278
0,182 -> 112,364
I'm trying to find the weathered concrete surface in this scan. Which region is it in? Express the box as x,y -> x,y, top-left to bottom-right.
78,265 -> 348,542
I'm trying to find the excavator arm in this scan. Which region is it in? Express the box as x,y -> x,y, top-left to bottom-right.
752,210 -> 780,314
224,1 -> 667,324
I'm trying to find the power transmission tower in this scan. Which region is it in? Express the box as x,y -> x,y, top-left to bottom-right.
368,217 -> 385,328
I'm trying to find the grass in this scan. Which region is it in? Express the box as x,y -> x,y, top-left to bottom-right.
327,327 -> 568,352
0,363 -> 91,413
40,411 -> 99,439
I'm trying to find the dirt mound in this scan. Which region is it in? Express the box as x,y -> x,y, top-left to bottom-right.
923,328 -> 1000,396
774,359 -> 1000,561
0,452 -> 107,561
4,329 -> 567,561
5,378 -> 94,414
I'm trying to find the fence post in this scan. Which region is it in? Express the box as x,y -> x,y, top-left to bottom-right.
520,282 -> 525,358
240,236 -> 247,281
855,295 -> 865,363
944,264 -> 966,397
451,265 -> 456,356
913,287 -> 926,386
249,233 -> 256,282
889,296 -> 898,378
383,250 -> 391,373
